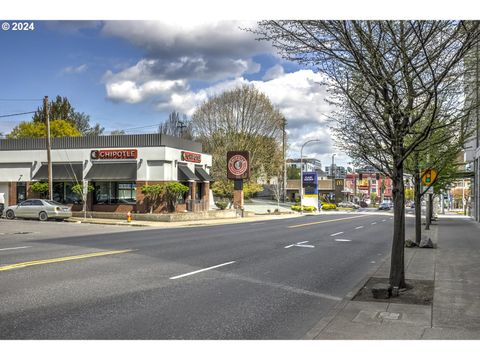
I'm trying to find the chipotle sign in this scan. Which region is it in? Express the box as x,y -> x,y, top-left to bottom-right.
227,151 -> 250,180
181,151 -> 201,163
91,149 -> 138,160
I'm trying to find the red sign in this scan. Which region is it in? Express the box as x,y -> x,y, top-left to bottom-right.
227,151 -> 250,180
91,149 -> 138,160
181,151 -> 201,163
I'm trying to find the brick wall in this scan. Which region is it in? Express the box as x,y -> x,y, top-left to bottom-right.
8,182 -> 16,205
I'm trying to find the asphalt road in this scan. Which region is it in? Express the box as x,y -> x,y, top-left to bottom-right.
0,212 -> 400,339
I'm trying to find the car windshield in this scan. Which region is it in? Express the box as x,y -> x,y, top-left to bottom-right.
45,200 -> 63,206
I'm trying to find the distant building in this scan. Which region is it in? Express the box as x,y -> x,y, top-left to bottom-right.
325,165 -> 347,179
287,158 -> 322,173
344,172 -> 392,203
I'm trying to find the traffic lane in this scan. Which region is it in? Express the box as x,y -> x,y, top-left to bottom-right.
0,215 -> 388,296
225,216 -> 394,298
0,213 -> 370,255
0,214 -> 388,313
0,214 -> 381,276
27,214 -> 382,267
0,218 -> 144,242
0,267 -> 338,339
1,215 -> 393,339
0,218 -> 393,340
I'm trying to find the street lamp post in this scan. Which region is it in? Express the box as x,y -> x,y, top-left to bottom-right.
348,162 -> 356,202
331,153 -> 337,203
300,139 -> 321,214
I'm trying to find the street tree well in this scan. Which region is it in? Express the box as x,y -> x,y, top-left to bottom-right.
254,21 -> 480,290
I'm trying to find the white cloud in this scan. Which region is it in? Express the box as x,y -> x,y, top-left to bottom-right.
101,20 -> 267,84
62,64 -> 88,74
262,64 -> 285,81
105,78 -> 187,104
99,20 -> 350,166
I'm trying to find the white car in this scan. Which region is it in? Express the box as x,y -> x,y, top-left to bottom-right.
3,199 -> 72,221
338,201 -> 360,209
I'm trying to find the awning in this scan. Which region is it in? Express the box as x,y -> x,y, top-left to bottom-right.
33,163 -> 83,181
195,166 -> 213,182
85,162 -> 137,180
178,164 -> 199,181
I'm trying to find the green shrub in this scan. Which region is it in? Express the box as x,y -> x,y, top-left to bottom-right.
321,202 -> 337,210
30,182 -> 49,198
215,199 -> 228,210
291,205 -> 317,212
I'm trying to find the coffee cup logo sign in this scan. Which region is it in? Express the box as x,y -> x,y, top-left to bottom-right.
91,149 -> 138,160
227,151 -> 250,180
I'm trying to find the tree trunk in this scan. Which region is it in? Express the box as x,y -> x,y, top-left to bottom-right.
430,194 -> 434,221
389,162 -> 406,291
425,194 -> 431,230
414,175 -> 422,245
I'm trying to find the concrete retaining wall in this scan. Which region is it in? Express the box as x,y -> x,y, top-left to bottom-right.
72,209 -> 238,222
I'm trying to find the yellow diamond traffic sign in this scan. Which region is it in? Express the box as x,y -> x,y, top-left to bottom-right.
421,168 -> 438,186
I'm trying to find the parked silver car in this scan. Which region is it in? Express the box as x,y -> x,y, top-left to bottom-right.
338,201 -> 360,209
2,199 -> 72,221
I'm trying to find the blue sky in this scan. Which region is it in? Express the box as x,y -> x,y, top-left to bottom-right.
0,20 -> 351,167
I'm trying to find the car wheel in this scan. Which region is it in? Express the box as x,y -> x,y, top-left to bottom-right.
5,210 -> 15,220
38,211 -> 48,221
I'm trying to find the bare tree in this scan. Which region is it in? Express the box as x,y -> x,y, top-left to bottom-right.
158,111 -> 193,139
254,21 -> 480,291
110,129 -> 126,135
191,85 -> 285,180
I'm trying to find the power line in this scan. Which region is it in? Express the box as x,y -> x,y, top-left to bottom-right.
0,98 -> 42,102
0,111 -> 36,118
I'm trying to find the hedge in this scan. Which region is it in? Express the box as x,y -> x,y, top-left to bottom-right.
291,205 -> 317,212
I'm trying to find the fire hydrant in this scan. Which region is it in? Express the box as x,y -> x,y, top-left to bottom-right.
127,211 -> 132,222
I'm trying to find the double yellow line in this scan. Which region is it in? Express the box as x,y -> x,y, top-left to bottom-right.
0,249 -> 133,272
288,214 -> 371,228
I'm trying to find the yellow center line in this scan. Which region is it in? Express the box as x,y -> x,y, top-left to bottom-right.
0,249 -> 134,272
288,214 -> 373,228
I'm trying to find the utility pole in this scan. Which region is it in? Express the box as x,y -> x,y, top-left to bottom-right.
44,96 -> 53,201
177,120 -> 187,138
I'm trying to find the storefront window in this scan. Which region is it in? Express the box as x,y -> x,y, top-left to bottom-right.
52,182 -> 83,204
65,183 -> 82,204
93,182 -> 136,204
118,183 -> 136,204
16,182 -> 26,203
53,182 -> 65,203
94,182 -> 111,204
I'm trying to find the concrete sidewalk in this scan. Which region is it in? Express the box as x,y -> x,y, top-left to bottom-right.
308,216 -> 480,340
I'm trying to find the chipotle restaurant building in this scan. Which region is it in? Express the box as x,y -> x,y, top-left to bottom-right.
0,134 -> 213,213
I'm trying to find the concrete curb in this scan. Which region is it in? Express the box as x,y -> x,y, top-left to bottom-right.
66,212 -> 304,229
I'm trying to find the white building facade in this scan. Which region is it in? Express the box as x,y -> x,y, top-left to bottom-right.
0,134 -> 212,213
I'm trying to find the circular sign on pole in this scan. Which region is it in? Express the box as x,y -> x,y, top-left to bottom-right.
421,168 -> 438,186
227,151 -> 250,180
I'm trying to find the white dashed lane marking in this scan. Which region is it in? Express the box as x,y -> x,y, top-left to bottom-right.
330,232 -> 344,236
170,261 -> 236,280
0,246 -> 31,252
